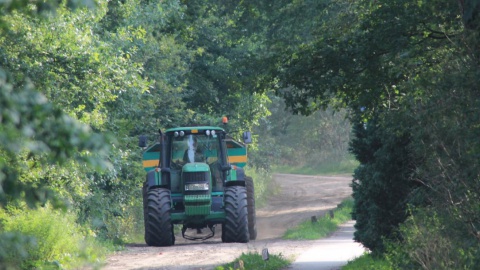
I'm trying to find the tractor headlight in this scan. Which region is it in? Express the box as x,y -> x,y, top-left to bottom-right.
185,183 -> 209,191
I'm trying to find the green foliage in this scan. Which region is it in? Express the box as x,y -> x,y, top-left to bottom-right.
346,206 -> 480,270
0,69 -> 111,208
0,0 -> 95,29
243,166 -> 274,208
172,0 -> 272,134
215,251 -> 290,270
283,198 -> 353,240
253,0 -> 480,259
1,2 -> 153,131
0,206 -> 107,269
1,0 -> 276,260
3,0 -> 478,268
383,207 -> 480,269
77,168 -> 145,243
349,115 -> 421,254
1,0 -> 274,261
461,0 -> 480,29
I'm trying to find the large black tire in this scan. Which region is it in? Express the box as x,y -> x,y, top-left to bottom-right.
245,176 -> 257,240
222,186 -> 249,243
144,188 -> 175,246
142,182 -> 149,244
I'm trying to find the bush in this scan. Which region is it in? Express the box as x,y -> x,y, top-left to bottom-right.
349,115 -> 421,254
0,206 -> 106,269
384,208 -> 480,270
76,159 -> 146,244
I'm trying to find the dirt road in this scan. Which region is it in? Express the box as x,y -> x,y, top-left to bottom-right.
104,174 -> 354,270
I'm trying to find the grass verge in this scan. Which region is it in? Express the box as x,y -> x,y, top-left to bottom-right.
214,251 -> 291,270
274,158 -> 358,176
283,198 -> 354,240
0,205 -> 111,269
342,253 -> 391,270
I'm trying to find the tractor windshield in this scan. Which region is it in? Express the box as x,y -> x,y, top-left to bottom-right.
171,133 -> 221,165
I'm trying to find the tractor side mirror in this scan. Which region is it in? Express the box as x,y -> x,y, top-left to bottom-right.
138,135 -> 147,148
242,131 -> 252,144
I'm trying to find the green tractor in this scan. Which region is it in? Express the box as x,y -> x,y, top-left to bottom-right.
138,125 -> 257,246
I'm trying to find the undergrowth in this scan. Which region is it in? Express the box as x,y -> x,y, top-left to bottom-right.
342,253 -> 391,270
215,251 -> 291,270
0,205 -> 108,269
244,166 -> 277,208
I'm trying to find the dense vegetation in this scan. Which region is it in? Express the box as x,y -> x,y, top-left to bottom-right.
1,0 -> 479,269
0,0 -> 273,267
257,0 -> 480,268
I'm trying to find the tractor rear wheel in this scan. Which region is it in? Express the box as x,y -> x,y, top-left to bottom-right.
142,182 -> 149,244
222,186 -> 249,243
245,176 -> 257,240
144,188 -> 175,246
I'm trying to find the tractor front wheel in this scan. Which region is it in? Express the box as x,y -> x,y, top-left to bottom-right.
222,186 -> 249,243
144,188 -> 175,246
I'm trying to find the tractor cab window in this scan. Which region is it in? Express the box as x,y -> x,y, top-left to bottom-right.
171,133 -> 222,165
170,132 -> 224,190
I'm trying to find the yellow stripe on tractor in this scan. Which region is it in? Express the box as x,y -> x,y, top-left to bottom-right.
228,155 -> 247,163
226,138 -> 247,168
143,159 -> 159,168
142,143 -> 161,172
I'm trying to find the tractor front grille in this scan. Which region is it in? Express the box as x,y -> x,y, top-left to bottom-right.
183,171 -> 209,184
183,177 -> 212,215
184,195 -> 211,216
183,171 -> 210,195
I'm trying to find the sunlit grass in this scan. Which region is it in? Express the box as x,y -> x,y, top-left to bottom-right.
215,251 -> 291,270
283,198 -> 354,240
342,253 -> 392,270
274,158 -> 358,176
0,206 -> 109,269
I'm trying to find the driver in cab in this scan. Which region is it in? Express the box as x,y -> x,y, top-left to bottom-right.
183,136 -> 204,163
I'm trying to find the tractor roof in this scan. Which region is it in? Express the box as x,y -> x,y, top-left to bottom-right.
165,126 -> 225,133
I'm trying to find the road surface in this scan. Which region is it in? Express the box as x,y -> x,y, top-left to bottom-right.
287,220 -> 365,270
104,174 -> 365,270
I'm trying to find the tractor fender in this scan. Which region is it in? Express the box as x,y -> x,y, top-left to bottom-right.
146,169 -> 168,189
225,166 -> 246,187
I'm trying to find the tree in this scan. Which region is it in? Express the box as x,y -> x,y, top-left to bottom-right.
248,0 -> 480,259
0,0 -> 115,264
